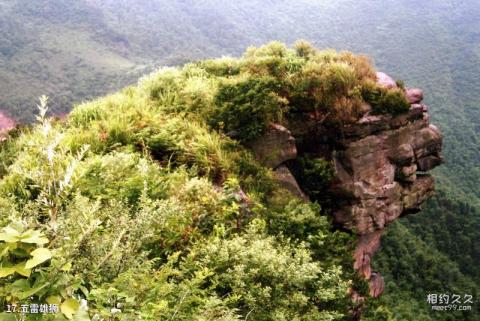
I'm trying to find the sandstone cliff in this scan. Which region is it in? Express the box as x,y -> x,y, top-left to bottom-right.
247,72 -> 443,298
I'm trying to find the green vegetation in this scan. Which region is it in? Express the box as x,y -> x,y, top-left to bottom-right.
141,41 -> 403,143
211,76 -> 286,141
0,43 -> 387,320
361,82 -> 410,116
289,156 -> 336,206
120,42 -> 407,145
369,192 -> 480,321
1,1 -> 480,320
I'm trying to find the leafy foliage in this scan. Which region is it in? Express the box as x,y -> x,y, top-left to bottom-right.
137,42 -> 404,143
211,76 -> 287,141
1,1 -> 480,319
292,156 -> 336,203
371,220 -> 480,321
0,222 -> 86,320
0,53 -> 364,319
361,82 -> 410,116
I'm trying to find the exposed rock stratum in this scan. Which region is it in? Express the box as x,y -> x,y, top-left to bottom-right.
247,72 -> 443,299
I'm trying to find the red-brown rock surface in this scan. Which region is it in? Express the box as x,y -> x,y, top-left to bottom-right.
246,123 -> 297,169
246,72 -> 442,300
0,111 -> 15,131
332,109 -> 442,234
331,75 -> 442,297
273,165 -> 309,200
376,72 -> 398,89
369,272 -> 385,298
405,88 -> 424,104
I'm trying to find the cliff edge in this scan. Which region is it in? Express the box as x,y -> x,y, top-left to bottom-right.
248,71 -> 443,298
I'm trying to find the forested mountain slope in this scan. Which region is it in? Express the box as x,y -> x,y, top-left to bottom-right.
0,1 -> 479,320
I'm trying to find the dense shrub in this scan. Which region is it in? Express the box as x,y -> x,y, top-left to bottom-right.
298,156 -> 336,201
0,42 -> 409,320
135,41 -> 409,143
181,220 -> 350,321
211,76 -> 287,141
361,81 -> 410,116
197,57 -> 242,77
377,88 -> 411,115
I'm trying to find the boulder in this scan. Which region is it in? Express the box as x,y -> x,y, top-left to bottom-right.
327,82 -> 442,303
354,231 -> 382,279
369,273 -> 385,298
397,164 -> 417,183
417,155 -> 443,172
333,116 -> 442,235
405,88 -> 424,104
265,81 -> 442,302
376,72 -> 397,89
413,124 -> 443,159
247,123 -> 297,168
402,175 -> 435,211
329,89 -> 443,301
273,165 -> 309,200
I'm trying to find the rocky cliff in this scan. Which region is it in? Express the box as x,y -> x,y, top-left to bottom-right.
247,72 -> 443,298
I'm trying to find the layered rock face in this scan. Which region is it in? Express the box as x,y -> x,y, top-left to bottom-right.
331,73 -> 442,297
247,72 -> 443,299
